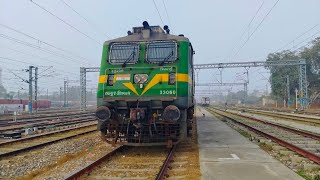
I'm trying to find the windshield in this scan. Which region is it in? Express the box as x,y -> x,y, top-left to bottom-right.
108,43 -> 139,65
146,41 -> 177,64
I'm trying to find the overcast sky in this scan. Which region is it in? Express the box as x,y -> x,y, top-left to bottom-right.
0,0 -> 319,95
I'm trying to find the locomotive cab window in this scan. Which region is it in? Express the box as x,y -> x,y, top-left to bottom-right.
108,43 -> 139,65
146,41 -> 177,65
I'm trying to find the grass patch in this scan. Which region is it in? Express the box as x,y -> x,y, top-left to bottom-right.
314,174 -> 320,180
238,129 -> 251,138
259,142 -> 273,152
296,169 -> 312,180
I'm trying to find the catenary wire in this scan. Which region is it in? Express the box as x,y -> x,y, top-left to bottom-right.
275,24 -> 319,52
30,0 -> 102,45
0,23 -> 92,63
162,0 -> 171,27
152,0 -> 165,26
0,33 -> 92,66
231,0 -> 280,59
59,0 -> 111,39
225,1 -> 264,61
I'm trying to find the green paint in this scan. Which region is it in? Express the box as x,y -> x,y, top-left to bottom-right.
97,40 -> 193,107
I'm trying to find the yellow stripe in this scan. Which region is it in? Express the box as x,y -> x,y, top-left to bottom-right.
177,74 -> 188,82
98,75 -> 116,83
99,75 -> 107,83
123,82 -> 139,96
99,73 -> 190,96
141,74 -> 168,95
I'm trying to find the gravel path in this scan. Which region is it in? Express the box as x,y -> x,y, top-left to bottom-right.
0,132 -> 106,179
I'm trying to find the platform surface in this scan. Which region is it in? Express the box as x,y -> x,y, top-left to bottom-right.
197,107 -> 304,180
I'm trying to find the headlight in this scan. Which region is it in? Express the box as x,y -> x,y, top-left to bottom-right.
134,74 -> 148,84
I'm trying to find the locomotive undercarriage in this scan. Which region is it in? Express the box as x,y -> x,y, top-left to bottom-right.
98,105 -> 193,146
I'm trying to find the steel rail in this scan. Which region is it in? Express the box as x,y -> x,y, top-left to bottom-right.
209,108 -> 320,164
246,109 -> 320,125
0,125 -> 97,159
156,145 -> 176,180
0,116 -> 96,132
211,108 -> 320,140
64,146 -> 126,180
0,111 -> 94,122
0,122 -> 97,146
0,112 -> 94,125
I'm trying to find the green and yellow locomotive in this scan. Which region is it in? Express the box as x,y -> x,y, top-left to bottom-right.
96,22 -> 194,146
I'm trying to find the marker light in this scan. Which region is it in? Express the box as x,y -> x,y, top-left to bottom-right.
168,73 -> 176,85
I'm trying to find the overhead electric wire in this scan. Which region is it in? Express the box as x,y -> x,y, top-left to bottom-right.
30,0 -> 102,45
275,24 -> 319,52
0,56 -> 80,77
59,0 -> 111,39
225,1 -> 264,61
0,33 -> 92,66
152,0 -> 165,26
162,0 -> 171,27
0,23 -> 92,63
1,45 -> 64,66
290,29 -> 320,52
231,0 -> 280,59
0,56 -> 30,65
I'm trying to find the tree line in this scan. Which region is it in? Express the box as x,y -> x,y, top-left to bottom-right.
266,37 -> 320,104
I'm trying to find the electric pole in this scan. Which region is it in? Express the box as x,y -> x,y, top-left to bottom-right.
64,79 -> 67,107
286,75 -> 290,108
28,66 -> 34,114
60,87 -> 62,107
34,67 -> 38,113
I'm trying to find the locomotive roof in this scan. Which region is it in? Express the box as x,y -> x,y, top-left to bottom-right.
104,25 -> 189,45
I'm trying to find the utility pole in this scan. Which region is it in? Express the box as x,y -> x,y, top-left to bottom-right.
59,87 -> 62,107
286,75 -> 290,108
64,80 -> 67,107
46,89 -> 49,100
28,66 -> 34,114
34,67 -> 38,113
218,68 -> 223,84
243,83 -> 248,105
295,88 -> 298,111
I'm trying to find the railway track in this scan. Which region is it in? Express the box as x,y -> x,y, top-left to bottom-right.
0,123 -> 97,158
0,111 -> 94,126
228,107 -> 320,126
206,107 -> 320,165
0,114 -> 95,134
64,145 -> 174,180
230,105 -> 320,126
64,140 -> 200,180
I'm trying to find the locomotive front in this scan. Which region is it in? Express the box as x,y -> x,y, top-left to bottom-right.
96,22 -> 194,146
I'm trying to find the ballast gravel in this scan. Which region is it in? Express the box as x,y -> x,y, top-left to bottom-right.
0,132 -> 106,179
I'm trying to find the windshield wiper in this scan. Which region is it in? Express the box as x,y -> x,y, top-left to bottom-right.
159,50 -> 174,66
122,48 -> 136,68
